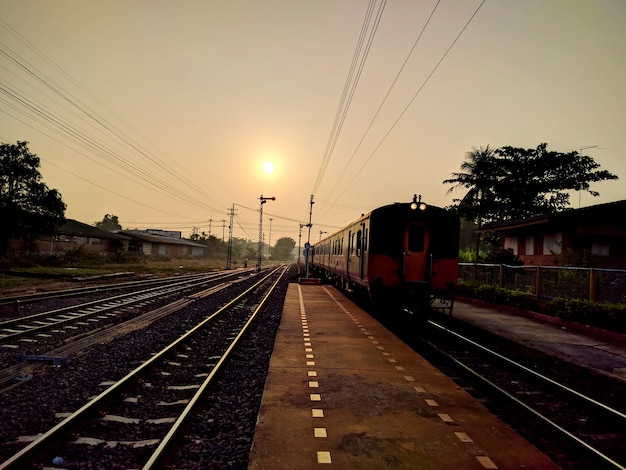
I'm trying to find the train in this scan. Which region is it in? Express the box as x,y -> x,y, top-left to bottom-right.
309,195 -> 460,321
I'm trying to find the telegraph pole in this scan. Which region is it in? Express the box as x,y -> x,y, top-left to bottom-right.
226,204 -> 236,269
298,223 -> 305,268
257,195 -> 275,272
305,195 -> 314,278
268,218 -> 273,259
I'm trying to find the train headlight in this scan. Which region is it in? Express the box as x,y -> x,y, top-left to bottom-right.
411,194 -> 427,211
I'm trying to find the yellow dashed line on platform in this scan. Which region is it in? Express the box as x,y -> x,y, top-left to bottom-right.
317,451 -> 332,464
455,432 -> 474,443
299,285 -> 333,466
476,456 -> 498,469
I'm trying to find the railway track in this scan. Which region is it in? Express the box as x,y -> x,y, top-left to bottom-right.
0,270 -> 250,374
0,272 -> 226,312
0,265 -> 288,469
407,316 -> 626,470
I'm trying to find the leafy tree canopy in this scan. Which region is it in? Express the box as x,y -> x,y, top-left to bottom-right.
95,214 -> 122,231
0,141 -> 66,255
272,237 -> 296,261
444,143 -> 618,226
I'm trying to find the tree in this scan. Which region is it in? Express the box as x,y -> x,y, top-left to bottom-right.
444,143 -> 618,225
95,214 -> 122,231
272,237 -> 296,261
444,146 -> 500,260
0,141 -> 66,256
444,145 -> 499,228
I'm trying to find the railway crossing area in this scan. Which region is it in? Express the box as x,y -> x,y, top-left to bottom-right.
248,283 -> 558,469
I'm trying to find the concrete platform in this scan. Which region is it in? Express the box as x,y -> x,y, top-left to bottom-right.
248,284 -> 558,469
452,298 -> 626,383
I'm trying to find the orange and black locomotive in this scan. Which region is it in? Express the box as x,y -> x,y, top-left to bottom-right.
310,195 -> 459,321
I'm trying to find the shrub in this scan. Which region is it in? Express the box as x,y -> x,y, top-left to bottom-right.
547,298 -> 626,333
459,281 -> 626,333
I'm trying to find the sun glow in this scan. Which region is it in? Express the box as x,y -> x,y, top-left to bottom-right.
262,161 -> 275,174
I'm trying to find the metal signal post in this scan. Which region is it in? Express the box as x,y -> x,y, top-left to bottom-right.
257,195 -> 275,272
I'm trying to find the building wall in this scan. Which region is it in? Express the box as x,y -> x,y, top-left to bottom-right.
34,235 -> 122,255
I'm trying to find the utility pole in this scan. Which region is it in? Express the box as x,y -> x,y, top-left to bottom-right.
226,204 -> 236,269
257,195 -> 275,272
305,195 -> 314,278
298,223 -> 305,268
222,219 -> 226,242
268,218 -> 273,259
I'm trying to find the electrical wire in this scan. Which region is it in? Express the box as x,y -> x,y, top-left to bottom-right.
0,21 -> 219,213
318,0 -> 487,217
318,0 -> 442,219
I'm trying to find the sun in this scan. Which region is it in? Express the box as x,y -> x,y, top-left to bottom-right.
262,161 -> 275,174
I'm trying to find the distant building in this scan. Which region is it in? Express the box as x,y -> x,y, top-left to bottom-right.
145,229 -> 183,238
121,230 -> 205,258
479,200 -> 626,268
7,219 -> 131,256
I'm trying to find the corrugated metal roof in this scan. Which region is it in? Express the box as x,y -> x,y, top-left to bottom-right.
478,200 -> 626,233
120,230 -> 206,247
56,219 -> 131,240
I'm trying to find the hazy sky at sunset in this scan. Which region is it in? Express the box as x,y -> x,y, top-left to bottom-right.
1,1 -> 624,244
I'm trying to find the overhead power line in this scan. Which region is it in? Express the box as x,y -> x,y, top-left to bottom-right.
0,19 -> 219,213
320,0 -> 487,214
308,0 -> 387,219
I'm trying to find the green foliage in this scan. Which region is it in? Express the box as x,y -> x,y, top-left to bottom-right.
272,237 -> 296,261
472,284 -> 536,310
0,141 -> 66,256
459,281 -> 626,333
444,143 -> 618,226
95,214 -> 122,230
548,298 -> 626,333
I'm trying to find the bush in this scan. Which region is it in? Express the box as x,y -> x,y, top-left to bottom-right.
459,281 -> 626,334
472,284 -> 536,310
547,298 -> 626,333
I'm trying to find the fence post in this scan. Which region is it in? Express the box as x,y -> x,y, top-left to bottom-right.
589,268 -> 597,302
535,266 -> 542,299
499,264 -> 504,288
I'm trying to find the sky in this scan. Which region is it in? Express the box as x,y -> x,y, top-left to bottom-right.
1,0 -> 625,245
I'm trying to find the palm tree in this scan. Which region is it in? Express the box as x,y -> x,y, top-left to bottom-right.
444,145 -> 501,225
443,145 -> 500,261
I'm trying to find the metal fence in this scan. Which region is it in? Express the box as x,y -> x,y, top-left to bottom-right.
458,263 -> 626,304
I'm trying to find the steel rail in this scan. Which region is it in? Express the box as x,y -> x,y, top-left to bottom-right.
0,271 -> 219,307
0,283 -> 231,390
426,319 -> 626,470
0,271 -> 227,327
142,265 -> 288,469
0,266 -> 282,470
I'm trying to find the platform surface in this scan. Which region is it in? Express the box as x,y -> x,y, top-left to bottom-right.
452,298 -> 626,383
248,284 -> 558,469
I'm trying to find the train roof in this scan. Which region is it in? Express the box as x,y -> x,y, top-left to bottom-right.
314,200 -> 453,246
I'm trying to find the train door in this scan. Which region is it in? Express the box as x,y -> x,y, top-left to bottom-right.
403,223 -> 428,281
357,223 -> 367,280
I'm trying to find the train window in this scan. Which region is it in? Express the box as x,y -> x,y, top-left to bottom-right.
356,230 -> 362,256
408,225 -> 425,252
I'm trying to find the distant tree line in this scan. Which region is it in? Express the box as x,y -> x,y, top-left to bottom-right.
2,140 -> 617,265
